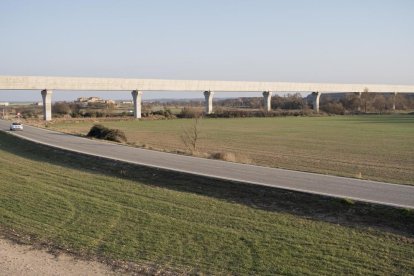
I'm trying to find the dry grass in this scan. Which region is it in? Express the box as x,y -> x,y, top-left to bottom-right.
211,152 -> 251,163
43,115 -> 414,185
211,152 -> 237,162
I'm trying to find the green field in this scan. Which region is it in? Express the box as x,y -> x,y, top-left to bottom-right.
49,115 -> 414,185
0,132 -> 413,274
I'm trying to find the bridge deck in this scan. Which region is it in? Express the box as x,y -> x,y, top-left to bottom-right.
0,75 -> 413,93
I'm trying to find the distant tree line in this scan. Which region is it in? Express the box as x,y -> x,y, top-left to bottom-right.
320,92 -> 414,114
52,102 -> 120,118
214,93 -> 414,115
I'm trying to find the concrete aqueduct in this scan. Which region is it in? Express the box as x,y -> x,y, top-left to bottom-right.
1,76 -> 414,121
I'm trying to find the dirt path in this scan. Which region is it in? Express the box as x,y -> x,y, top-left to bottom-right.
0,238 -> 120,275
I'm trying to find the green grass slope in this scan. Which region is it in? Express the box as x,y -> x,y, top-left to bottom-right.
0,132 -> 413,274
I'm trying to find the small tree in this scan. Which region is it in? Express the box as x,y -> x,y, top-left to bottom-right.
341,93 -> 360,112
180,117 -> 201,153
373,95 -> 387,113
179,107 -> 203,118
360,88 -> 373,113
395,93 -> 410,110
53,102 -> 72,115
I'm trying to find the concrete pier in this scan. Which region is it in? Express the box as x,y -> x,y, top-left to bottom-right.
131,90 -> 142,119
357,92 -> 362,112
41,89 -> 52,121
312,92 -> 321,113
204,91 -> 214,114
393,92 -> 397,111
262,91 -> 272,112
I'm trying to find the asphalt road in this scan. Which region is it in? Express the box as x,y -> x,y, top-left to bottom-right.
1,119 -> 413,209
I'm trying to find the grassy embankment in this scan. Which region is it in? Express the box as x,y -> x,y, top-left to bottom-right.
0,131 -> 413,274
49,115 -> 414,185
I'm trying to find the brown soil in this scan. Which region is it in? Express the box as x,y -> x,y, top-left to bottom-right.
0,238 -> 120,276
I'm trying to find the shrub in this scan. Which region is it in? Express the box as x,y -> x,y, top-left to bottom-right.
21,110 -> 36,119
87,124 -> 127,143
52,102 -> 72,115
83,111 -> 96,118
321,102 -> 345,115
178,107 -> 203,118
151,109 -> 175,119
205,109 -> 309,118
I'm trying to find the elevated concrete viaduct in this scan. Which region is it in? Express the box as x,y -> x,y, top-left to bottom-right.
1,75 -> 413,120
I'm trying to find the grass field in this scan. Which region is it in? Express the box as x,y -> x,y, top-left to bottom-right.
0,132 -> 413,274
49,114 -> 414,185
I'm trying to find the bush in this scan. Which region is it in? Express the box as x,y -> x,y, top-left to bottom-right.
177,107 -> 203,118
53,102 -> 72,115
205,109 -> 310,118
87,124 -> 127,143
21,110 -> 36,119
151,109 -> 175,118
321,102 -> 345,115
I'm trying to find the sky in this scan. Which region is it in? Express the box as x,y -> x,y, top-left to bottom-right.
0,0 -> 413,101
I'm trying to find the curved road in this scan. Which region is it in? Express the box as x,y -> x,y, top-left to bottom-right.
1,119 -> 413,209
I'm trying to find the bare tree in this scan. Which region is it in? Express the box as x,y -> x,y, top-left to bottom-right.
360,88 -> 373,113
341,93 -> 360,112
52,102 -> 72,115
373,94 -> 386,113
395,93 -> 410,110
180,117 -> 201,153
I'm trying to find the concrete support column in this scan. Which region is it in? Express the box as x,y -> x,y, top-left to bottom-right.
312,92 -> 321,113
393,92 -> 397,111
357,92 -> 362,112
41,89 -> 53,121
262,91 -> 272,112
204,91 -> 214,114
131,90 -> 142,119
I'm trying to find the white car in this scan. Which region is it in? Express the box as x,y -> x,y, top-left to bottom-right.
10,122 -> 23,131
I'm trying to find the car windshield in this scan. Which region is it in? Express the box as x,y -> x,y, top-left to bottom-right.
12,123 -> 22,125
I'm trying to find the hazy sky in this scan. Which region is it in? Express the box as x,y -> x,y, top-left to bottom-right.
0,0 -> 413,101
